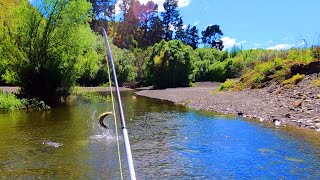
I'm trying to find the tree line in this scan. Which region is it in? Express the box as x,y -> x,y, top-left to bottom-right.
0,0 -> 231,104
90,0 -> 224,50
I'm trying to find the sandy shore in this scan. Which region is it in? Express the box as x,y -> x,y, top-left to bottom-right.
136,75 -> 320,131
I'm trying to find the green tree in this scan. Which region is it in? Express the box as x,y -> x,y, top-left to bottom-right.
185,25 -> 199,49
174,18 -> 186,42
89,0 -> 117,33
136,1 -> 158,48
1,0 -> 97,104
90,0 -> 116,19
191,48 -> 228,81
148,15 -> 164,45
161,0 -> 180,41
114,0 -> 139,49
202,25 -> 224,50
144,40 -> 193,88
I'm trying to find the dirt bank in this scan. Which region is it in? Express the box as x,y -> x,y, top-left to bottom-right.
136,75 -> 320,131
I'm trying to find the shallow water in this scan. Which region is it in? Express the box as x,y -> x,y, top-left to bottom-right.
0,91 -> 319,179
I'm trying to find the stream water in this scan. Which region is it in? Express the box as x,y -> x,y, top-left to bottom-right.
0,91 -> 319,179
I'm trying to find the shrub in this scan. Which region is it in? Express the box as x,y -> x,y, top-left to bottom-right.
281,74 -> 305,86
0,92 -> 26,111
217,79 -> 236,91
311,78 -> 320,87
311,45 -> 320,61
144,40 -> 193,88
1,0 -> 96,104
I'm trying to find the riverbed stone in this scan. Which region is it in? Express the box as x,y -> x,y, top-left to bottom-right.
136,74 -> 320,131
293,101 -> 303,107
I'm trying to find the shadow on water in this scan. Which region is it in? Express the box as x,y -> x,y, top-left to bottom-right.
0,90 -> 319,179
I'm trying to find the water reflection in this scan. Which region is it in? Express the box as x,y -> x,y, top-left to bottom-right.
0,91 -> 319,179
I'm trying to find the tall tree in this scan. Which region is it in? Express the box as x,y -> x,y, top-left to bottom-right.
89,0 -> 117,32
202,25 -> 224,51
135,1 -> 158,48
90,0 -> 116,19
161,0 -> 180,41
148,15 -> 164,45
2,0 -> 97,103
185,25 -> 199,49
114,0 -> 139,49
174,18 -> 186,42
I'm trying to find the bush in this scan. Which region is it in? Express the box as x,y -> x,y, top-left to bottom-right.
191,48 -> 228,81
1,0 -> 96,104
311,45 -> 320,61
144,40 -> 193,88
281,74 -> 305,86
311,78 -> 320,87
0,92 -> 26,111
217,79 -> 236,91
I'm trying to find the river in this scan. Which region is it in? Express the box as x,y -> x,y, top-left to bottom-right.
0,91 -> 319,179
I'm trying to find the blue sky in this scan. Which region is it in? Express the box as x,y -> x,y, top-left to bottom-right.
136,0 -> 320,50
30,0 -> 320,50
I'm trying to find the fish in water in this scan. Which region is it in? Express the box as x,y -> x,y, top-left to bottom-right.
99,112 -> 113,129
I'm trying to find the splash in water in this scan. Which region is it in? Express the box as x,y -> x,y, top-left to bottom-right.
42,141 -> 63,148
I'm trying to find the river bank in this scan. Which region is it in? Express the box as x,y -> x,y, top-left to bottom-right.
0,86 -> 133,93
136,74 -> 320,131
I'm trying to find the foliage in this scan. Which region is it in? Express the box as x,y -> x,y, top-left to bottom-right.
217,79 -> 236,91
75,91 -> 111,103
0,92 -> 26,111
201,25 -> 224,50
0,0 -> 97,104
311,78 -> 320,87
281,74 -> 305,86
111,43 -> 138,85
90,0 -> 116,20
222,48 -> 315,90
25,98 -> 51,111
184,25 -> 200,49
161,0 -> 180,41
144,40 -> 193,88
191,48 -> 229,82
311,45 -> 320,61
77,35 -> 138,87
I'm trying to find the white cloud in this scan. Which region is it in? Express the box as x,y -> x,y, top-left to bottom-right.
266,44 -> 294,50
221,37 -> 246,49
115,0 -> 191,14
221,37 -> 236,49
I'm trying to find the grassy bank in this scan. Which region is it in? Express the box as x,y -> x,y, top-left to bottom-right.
217,47 -> 320,91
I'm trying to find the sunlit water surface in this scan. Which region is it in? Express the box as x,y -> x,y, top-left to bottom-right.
0,91 -> 319,179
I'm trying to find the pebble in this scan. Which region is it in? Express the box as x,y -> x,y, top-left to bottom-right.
136,74 -> 320,131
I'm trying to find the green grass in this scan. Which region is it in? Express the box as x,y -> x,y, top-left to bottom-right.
311,78 -> 320,87
0,92 -> 26,111
217,79 -> 236,91
228,48 -> 316,89
281,74 -> 305,86
74,91 -> 111,102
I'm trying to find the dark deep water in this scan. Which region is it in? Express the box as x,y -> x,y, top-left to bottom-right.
0,91 -> 319,179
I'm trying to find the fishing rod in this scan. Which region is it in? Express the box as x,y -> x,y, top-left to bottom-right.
102,28 -> 136,180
